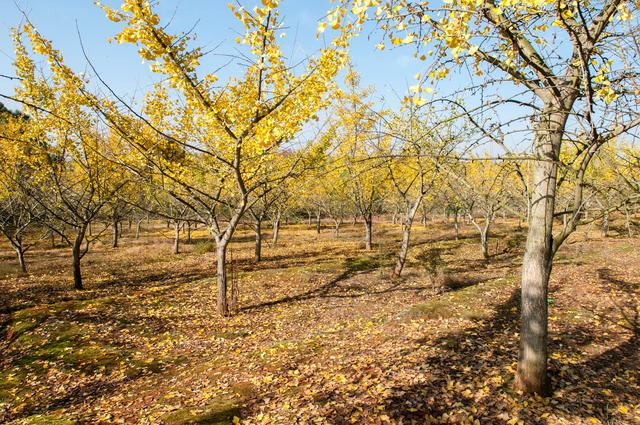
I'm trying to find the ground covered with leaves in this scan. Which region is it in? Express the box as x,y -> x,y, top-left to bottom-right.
0,221 -> 638,424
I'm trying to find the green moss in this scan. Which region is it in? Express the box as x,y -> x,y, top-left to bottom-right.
193,241 -> 217,255
161,399 -> 241,425
212,331 -> 249,340
13,414 -> 78,424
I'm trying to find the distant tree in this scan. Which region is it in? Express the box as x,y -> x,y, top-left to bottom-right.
3,28 -> 128,289
378,104 -> 461,277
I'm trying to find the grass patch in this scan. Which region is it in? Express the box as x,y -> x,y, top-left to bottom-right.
193,241 -> 217,255
161,398 -> 240,425
11,413 -> 78,424
408,299 -> 487,320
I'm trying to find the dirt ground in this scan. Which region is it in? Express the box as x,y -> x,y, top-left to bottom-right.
0,219 -> 638,424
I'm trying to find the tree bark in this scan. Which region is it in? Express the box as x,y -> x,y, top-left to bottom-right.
394,196 -> 423,277
602,210 -> 609,237
135,219 -> 142,239
187,221 -> 192,243
453,209 -> 460,240
316,208 -> 321,234
15,247 -> 27,273
254,219 -> 262,262
516,109 -> 568,396
112,218 -> 119,248
216,240 -> 229,316
72,225 -> 87,290
480,228 -> 489,259
364,213 -> 373,250
174,221 -> 180,254
272,217 -> 280,246
625,205 -> 633,237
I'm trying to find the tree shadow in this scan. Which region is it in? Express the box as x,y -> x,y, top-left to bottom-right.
596,268 -> 639,336
0,267 -> 211,317
375,273 -> 638,424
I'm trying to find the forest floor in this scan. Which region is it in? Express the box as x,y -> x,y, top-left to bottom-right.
0,220 -> 638,425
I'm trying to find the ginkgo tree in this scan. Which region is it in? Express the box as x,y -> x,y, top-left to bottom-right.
2,27 -> 128,289
331,0 -> 640,394
93,0 -> 349,315
448,157 -> 516,259
333,69 -> 387,250
0,106 -> 42,273
377,103 -> 461,277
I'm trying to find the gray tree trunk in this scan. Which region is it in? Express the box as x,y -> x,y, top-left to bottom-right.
174,221 -> 180,254
16,247 -> 26,273
272,218 -> 280,246
393,195 -> 423,277
516,109 -> 568,396
364,213 -> 373,250
216,241 -> 229,315
480,229 -> 489,259
453,209 -> 460,240
112,218 -> 119,248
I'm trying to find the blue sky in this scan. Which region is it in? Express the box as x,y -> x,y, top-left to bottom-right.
0,0 -> 425,110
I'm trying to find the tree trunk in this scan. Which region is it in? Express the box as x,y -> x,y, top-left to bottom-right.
480,228 -> 489,259
187,221 -> 192,243
272,217 -> 280,246
625,205 -> 633,237
216,240 -> 229,316
174,221 -> 180,254
307,211 -> 312,227
254,219 -> 262,262
394,196 -> 423,277
316,208 -> 321,234
72,226 -> 87,290
135,219 -> 142,239
15,247 -> 26,273
602,210 -> 609,237
333,220 -> 340,238
453,209 -> 460,240
516,109 -> 567,396
364,213 -> 373,250
112,218 -> 119,248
